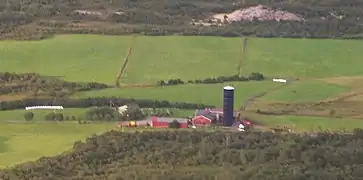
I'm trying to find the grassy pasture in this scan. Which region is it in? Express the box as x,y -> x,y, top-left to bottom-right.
261,80 -> 348,102
0,108 -> 87,121
1,35 -> 363,84
0,123 -> 114,168
72,81 -> 349,106
253,115 -> 363,132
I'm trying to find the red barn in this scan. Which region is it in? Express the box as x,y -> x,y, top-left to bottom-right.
151,116 -> 188,128
192,115 -> 212,127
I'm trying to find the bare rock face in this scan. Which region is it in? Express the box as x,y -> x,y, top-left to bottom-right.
212,5 -> 304,22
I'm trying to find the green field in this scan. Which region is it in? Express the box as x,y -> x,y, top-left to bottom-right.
254,115 -> 363,132
73,80 -> 349,105
261,80 -> 349,102
0,123 -> 114,168
1,35 -> 363,168
0,108 -> 87,121
1,35 -> 363,84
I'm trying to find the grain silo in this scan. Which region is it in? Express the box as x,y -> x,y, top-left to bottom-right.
223,86 -> 234,126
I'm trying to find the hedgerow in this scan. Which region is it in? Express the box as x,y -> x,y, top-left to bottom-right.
157,73 -> 265,86
0,97 -> 214,110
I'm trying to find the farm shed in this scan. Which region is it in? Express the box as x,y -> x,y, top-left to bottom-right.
151,116 -> 188,128
192,115 -> 212,127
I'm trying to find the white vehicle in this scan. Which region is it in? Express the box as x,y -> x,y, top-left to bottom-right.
238,123 -> 245,131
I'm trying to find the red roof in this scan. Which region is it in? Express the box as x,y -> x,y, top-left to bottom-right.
151,116 -> 188,128
192,115 -> 212,126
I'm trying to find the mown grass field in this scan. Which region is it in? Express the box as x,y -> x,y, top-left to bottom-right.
1,35 -> 363,84
0,123 -> 114,168
72,80 -> 349,105
253,114 -> 363,132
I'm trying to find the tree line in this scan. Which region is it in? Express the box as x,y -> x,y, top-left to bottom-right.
0,0 -> 362,39
0,72 -> 108,97
2,130 -> 363,179
157,73 -> 265,86
24,106 -> 182,122
0,97 -> 214,110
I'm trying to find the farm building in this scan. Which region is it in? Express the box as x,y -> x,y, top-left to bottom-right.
191,115 -> 212,127
150,116 -> 188,128
194,108 -> 239,124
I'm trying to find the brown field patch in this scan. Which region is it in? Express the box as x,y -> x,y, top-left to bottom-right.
0,94 -> 28,101
320,76 -> 363,88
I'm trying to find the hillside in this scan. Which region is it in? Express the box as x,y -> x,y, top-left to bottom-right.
1,0 -> 363,39
1,130 -> 363,180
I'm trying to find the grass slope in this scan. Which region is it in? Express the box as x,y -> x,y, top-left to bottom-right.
261,80 -> 349,102
73,82 -> 282,107
1,35 -> 363,84
0,108 -> 87,121
254,115 -> 363,132
0,123 -> 114,168
72,81 -> 349,106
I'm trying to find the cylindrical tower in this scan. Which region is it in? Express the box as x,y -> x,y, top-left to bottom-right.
223,86 -> 234,126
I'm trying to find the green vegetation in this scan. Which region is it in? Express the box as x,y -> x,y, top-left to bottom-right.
254,115 -> 363,132
0,123 -> 114,168
261,80 -> 349,102
0,108 -> 86,121
3,130 -> 363,179
73,82 -> 280,106
1,35 -> 363,84
0,108 -> 194,121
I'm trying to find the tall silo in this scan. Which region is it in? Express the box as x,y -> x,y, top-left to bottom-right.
223,86 -> 234,126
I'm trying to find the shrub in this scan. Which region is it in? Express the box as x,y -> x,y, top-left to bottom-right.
54,113 -> 64,121
85,107 -> 120,121
168,120 -> 180,128
24,112 -> 34,121
44,112 -> 56,121
44,112 -> 64,121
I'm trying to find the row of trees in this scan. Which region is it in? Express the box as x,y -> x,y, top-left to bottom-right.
23,107 -> 180,122
2,130 -> 363,179
157,72 -> 265,86
0,97 -> 214,111
24,112 -> 78,121
0,72 -> 108,97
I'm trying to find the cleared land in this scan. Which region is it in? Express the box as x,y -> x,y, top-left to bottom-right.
1,35 -> 363,84
0,123 -> 114,168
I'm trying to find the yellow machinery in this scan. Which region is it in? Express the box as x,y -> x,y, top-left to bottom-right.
128,121 -> 137,127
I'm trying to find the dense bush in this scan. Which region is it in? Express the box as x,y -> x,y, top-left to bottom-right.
168,120 -> 181,128
0,97 -> 214,111
84,105 -> 146,121
141,108 -> 176,117
85,107 -> 120,121
23,112 -> 34,121
44,112 -> 64,121
2,130 -> 363,179
158,73 -> 265,86
0,72 -> 109,96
